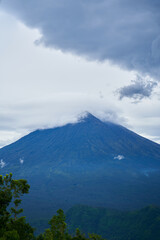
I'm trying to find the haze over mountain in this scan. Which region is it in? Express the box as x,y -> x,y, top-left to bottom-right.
0,112 -> 160,229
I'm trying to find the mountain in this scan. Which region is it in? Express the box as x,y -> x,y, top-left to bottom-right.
0,112 -> 160,231
1,112 -> 160,169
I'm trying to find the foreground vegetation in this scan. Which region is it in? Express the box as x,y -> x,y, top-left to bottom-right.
1,173 -> 160,240
66,205 -> 160,240
0,173 -> 106,240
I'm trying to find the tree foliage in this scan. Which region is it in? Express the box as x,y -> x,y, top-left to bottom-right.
37,209 -> 106,240
0,173 -> 34,240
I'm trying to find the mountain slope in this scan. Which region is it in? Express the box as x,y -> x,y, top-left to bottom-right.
0,113 -> 160,230
0,113 -> 160,169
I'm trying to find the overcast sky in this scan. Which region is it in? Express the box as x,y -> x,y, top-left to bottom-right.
0,0 -> 160,147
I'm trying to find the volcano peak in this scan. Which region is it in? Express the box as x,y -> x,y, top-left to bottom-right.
78,111 -> 101,123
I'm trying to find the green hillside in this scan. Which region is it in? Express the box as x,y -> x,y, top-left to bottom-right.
66,205 -> 160,240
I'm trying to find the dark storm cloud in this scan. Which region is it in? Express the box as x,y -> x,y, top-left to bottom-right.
117,75 -> 157,101
1,0 -> 160,78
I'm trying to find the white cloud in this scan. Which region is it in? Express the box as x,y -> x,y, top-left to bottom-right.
0,130 -> 23,148
114,155 -> 125,161
0,159 -> 6,168
19,158 -> 24,164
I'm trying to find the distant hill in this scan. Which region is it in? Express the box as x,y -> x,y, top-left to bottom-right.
0,112 -> 160,231
66,205 -> 160,240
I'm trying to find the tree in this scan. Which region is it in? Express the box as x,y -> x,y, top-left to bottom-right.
0,174 -> 12,234
37,209 -> 106,240
10,178 -> 30,221
0,173 -> 34,240
43,209 -> 70,240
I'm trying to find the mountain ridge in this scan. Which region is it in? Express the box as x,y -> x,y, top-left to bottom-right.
0,112 -> 160,168
1,112 -> 159,151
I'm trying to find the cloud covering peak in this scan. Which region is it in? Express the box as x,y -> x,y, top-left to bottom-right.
1,0 -> 160,78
